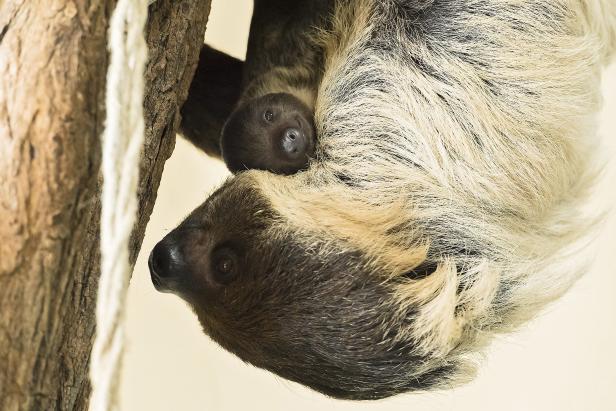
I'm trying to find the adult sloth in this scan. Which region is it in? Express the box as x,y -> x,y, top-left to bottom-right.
149,0 -> 616,400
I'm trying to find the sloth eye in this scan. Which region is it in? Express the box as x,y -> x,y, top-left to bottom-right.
216,259 -> 233,274
263,109 -> 274,122
211,247 -> 239,285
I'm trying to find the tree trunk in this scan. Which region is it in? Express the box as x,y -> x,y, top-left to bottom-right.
0,1 -> 211,409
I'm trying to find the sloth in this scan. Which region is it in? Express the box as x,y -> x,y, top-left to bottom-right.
150,0 -> 616,400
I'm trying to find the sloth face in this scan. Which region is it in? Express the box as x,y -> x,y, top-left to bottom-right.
221,93 -> 316,175
149,174 -> 458,400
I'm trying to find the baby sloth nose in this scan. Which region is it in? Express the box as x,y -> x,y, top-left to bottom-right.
280,127 -> 307,159
148,238 -> 186,292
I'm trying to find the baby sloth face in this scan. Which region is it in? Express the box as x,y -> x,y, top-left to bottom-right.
221,93 -> 316,175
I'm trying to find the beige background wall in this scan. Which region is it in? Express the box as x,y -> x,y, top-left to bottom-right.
121,1 -> 616,410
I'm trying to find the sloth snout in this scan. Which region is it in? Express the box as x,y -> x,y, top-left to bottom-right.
279,127 -> 307,158
150,227 -> 239,295
149,237 -> 186,293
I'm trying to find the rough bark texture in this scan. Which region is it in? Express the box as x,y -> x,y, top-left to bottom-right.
0,1 -> 211,409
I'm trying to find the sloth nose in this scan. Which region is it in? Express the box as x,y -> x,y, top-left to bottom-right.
148,238 -> 185,291
280,127 -> 307,159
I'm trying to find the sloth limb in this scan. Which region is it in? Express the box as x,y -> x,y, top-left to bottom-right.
179,45 -> 243,158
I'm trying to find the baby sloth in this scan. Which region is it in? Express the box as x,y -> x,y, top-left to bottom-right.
221,93 -> 316,175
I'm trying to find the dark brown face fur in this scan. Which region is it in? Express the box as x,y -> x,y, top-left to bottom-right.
220,93 -> 316,175
148,175 -> 454,400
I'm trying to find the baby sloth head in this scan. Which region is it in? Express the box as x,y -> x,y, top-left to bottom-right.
221,93 -> 316,175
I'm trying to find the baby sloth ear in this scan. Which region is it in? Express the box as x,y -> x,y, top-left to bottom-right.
220,93 -> 316,175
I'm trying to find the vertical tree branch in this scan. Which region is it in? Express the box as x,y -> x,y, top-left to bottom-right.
0,1 -> 211,409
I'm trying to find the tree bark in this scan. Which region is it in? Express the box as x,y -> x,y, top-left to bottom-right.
0,1 -> 211,409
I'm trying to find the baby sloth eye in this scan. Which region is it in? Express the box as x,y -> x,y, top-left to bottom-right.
263,109 -> 274,122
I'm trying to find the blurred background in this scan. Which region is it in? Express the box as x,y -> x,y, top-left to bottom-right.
121,1 -> 616,410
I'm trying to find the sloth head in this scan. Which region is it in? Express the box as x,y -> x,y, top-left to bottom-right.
148,154 -> 590,401
148,175 -> 463,400
221,93 -> 316,175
